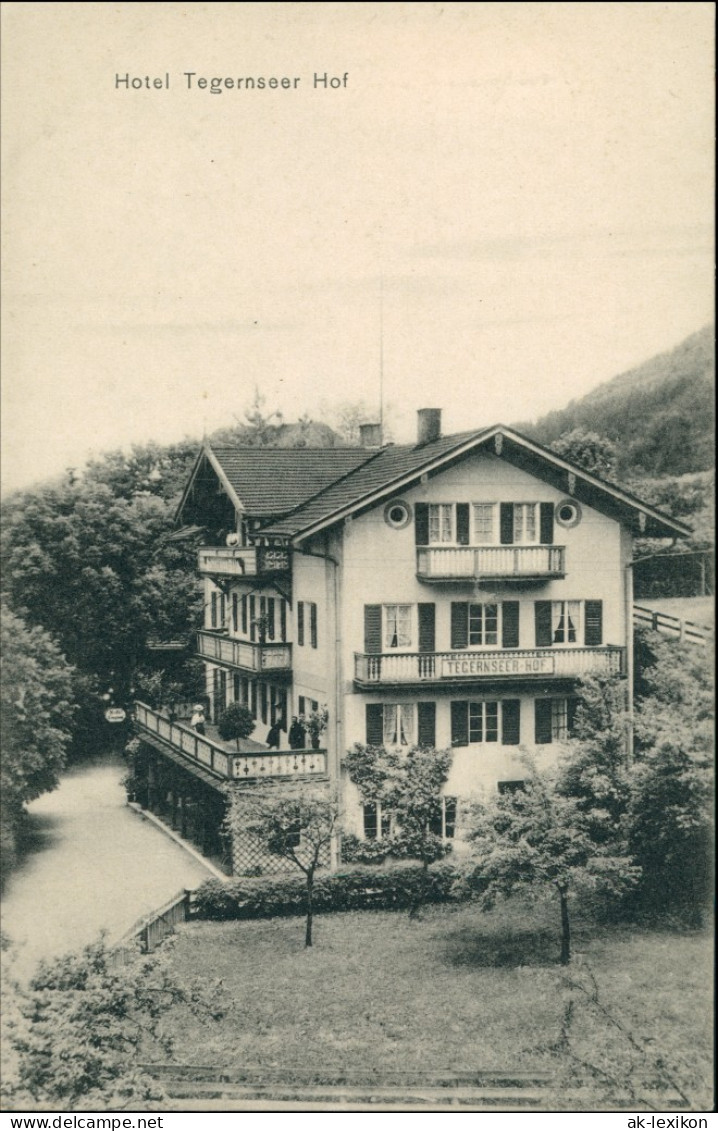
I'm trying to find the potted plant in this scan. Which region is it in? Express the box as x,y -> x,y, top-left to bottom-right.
302,706 -> 328,750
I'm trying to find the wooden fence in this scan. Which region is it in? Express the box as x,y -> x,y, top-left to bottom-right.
633,604 -> 712,646
111,888 -> 194,966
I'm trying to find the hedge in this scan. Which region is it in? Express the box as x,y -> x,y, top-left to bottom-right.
192,862 -> 459,920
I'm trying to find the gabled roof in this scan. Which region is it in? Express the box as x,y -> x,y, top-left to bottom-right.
258,425 -> 692,541
176,444 -> 374,521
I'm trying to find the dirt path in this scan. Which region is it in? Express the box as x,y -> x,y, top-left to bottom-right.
1,753 -> 211,981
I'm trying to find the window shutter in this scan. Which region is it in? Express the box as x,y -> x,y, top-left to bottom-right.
501,601 -> 520,649
249,595 -> 256,640
418,603 -> 436,653
500,503 -> 514,545
456,503 -> 470,545
297,601 -> 304,646
266,597 -> 275,640
502,699 -> 521,745
310,603 -> 318,648
534,699 -> 553,744
450,701 -> 468,747
540,502 -> 555,545
279,600 -> 287,642
232,593 -> 238,633
364,605 -> 382,653
365,703 -> 384,746
535,601 -> 553,647
450,602 -> 468,650
417,702 -> 436,747
415,502 -> 429,546
241,595 -> 248,634
584,600 -> 603,646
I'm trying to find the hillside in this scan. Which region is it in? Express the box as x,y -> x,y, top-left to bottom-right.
520,326 -> 715,477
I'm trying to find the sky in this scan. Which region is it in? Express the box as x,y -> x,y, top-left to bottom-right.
1,2 -> 713,493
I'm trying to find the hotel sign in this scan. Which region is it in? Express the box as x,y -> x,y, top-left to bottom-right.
441,653 -> 555,678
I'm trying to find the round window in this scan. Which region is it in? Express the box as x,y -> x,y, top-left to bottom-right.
384,500 -> 412,529
555,499 -> 582,528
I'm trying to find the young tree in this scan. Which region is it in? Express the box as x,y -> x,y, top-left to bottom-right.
228,785 -> 341,946
217,702 -> 255,750
557,674 -> 631,846
383,745 -> 453,916
462,757 -> 639,964
344,742 -> 453,914
0,604 -> 76,876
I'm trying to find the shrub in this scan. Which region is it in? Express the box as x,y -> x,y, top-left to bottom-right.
193,862 -> 459,920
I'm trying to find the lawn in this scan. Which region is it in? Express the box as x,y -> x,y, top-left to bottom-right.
156,897 -> 713,1109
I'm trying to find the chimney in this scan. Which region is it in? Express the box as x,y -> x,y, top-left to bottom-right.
359,422 -> 382,448
417,408 -> 442,445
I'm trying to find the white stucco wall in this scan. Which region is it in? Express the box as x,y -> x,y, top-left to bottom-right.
336,449 -> 630,829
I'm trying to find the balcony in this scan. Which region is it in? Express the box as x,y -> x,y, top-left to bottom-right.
354,646 -> 624,687
197,545 -> 291,580
416,545 -> 565,582
196,629 -> 292,675
134,702 -> 328,783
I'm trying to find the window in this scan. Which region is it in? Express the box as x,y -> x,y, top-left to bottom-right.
472,504 -> 496,543
363,801 -> 391,840
266,597 -> 275,641
260,683 -> 268,725
383,703 -> 416,747
428,503 -> 454,544
241,594 -> 248,635
468,603 -> 498,646
232,593 -> 239,633
469,700 -> 499,743
551,600 -> 581,644
498,780 -> 525,795
298,695 -> 306,717
513,503 -> 538,544
297,601 -> 317,648
451,699 -> 521,746
534,600 -> 603,648
429,797 -> 457,840
500,502 -> 554,546
535,697 -> 579,744
451,601 -> 519,650
384,604 -> 413,649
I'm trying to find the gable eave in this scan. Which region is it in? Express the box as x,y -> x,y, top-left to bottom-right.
287,424 -> 691,543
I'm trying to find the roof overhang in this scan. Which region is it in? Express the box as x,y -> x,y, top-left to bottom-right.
281,425 -> 691,544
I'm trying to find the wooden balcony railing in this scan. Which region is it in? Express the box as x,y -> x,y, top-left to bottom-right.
196,629 -> 292,673
197,545 -> 290,579
354,646 -> 624,685
416,545 -> 565,581
134,702 -> 327,782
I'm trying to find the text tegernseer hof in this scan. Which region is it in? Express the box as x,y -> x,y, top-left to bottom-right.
114,72 -> 350,92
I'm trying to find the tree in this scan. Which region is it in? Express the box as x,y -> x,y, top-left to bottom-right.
550,429 -> 617,480
1,937 -> 224,1110
462,757 -> 639,964
217,703 -> 255,750
557,675 -> 630,847
0,603 -> 75,876
228,785 -> 341,946
629,631 -> 713,923
344,742 -> 453,913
